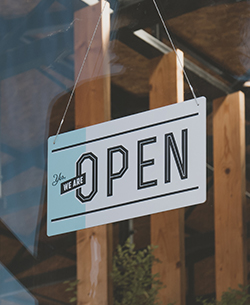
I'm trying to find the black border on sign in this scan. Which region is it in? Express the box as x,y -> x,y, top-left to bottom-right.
50,111 -> 201,224
52,112 -> 199,153
51,186 -> 199,223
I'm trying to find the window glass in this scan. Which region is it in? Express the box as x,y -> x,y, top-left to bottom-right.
0,1 -> 249,304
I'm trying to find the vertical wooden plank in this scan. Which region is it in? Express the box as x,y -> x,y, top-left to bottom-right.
150,50 -> 185,305
213,92 -> 247,300
75,0 -> 110,129
74,2 -> 112,305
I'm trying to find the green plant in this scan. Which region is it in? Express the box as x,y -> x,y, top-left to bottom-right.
111,238 -> 164,305
64,280 -> 79,303
197,285 -> 250,305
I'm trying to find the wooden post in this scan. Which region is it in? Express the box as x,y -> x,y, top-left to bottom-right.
150,50 -> 185,305
74,2 -> 112,305
213,92 -> 247,300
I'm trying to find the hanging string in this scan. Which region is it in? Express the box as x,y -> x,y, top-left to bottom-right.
152,0 -> 199,106
53,1 -> 108,144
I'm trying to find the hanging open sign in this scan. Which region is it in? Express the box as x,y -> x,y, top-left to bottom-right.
47,97 -> 206,236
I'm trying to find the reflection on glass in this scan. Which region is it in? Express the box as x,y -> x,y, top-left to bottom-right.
0,0 -> 249,304
0,262 -> 38,305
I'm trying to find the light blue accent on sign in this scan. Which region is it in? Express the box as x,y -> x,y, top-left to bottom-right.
47,128 -> 86,236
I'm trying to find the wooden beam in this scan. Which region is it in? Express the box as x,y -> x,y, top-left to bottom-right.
74,2 -> 112,305
75,0 -> 110,129
213,91 -> 247,300
150,50 -> 185,305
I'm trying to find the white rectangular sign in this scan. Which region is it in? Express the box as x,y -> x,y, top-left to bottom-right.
47,97 -> 206,236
